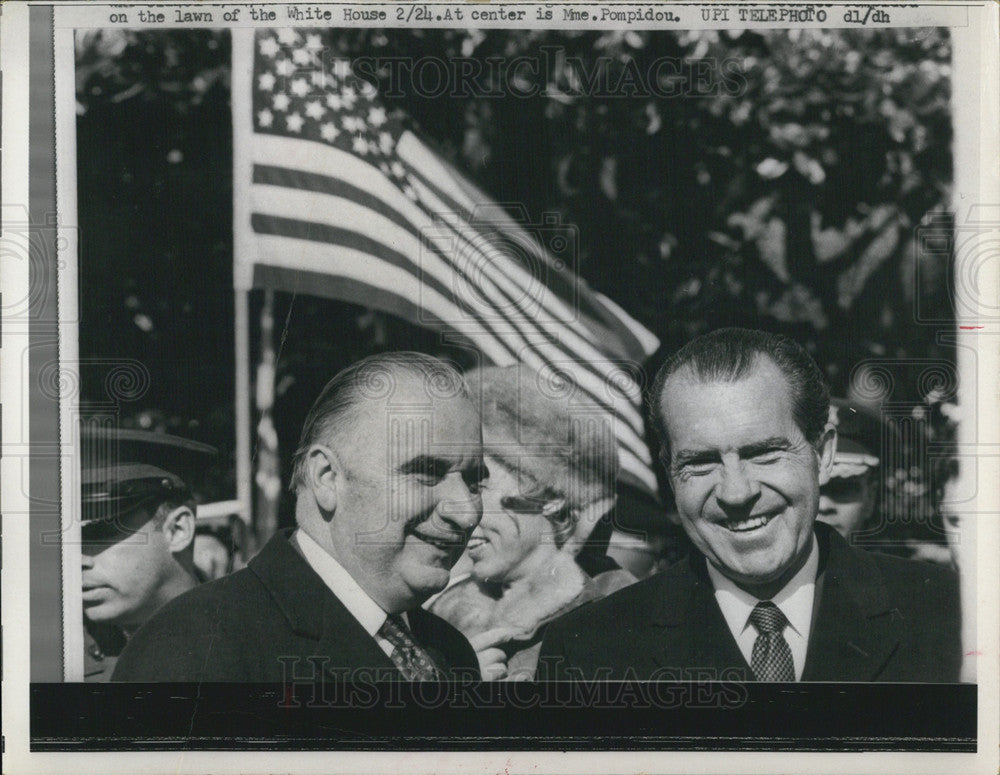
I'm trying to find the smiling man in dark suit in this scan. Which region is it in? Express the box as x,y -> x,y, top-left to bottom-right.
539,328 -> 961,682
114,352 -> 486,682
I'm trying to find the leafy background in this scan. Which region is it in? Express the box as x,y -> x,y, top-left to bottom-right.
75,27 -> 958,556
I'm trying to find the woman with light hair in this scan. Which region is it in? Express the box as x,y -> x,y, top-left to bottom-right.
428,365 -> 636,680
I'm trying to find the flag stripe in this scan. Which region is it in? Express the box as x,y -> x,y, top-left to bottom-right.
254,163 -> 411,233
447,155 -> 656,363
252,233 -> 514,364
236,30 -> 663,496
255,266 -> 659,493
593,290 -> 662,365
252,202 -> 652,460
618,449 -> 657,493
251,171 -> 652,442
252,263 -> 491,357
249,181 -> 657,480
407,175 -> 645,397
404,161 -> 632,355
250,211 -> 496,332
399,132 -> 647,359
253,136 -> 621,350
418,215 -> 653,455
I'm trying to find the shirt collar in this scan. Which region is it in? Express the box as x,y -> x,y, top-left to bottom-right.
294,528 -> 397,637
706,534 -> 819,638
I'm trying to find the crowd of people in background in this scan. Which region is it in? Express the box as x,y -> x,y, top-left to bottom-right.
80,328 -> 963,684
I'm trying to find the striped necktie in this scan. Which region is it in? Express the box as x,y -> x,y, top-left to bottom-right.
378,614 -> 442,681
748,601 -> 795,682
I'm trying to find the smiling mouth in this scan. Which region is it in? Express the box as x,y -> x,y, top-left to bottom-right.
466,536 -> 487,551
411,532 -> 467,551
723,513 -> 777,533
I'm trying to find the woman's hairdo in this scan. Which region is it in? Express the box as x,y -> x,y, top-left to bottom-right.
466,364 -> 619,541
289,352 -> 467,493
649,327 -> 830,462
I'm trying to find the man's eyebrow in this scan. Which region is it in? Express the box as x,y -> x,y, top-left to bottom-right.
739,437 -> 792,456
671,448 -> 719,466
397,455 -> 488,481
396,455 -> 451,475
671,437 -> 792,466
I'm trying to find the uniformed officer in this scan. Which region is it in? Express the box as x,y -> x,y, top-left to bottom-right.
80,424 -> 217,680
817,398 -> 887,541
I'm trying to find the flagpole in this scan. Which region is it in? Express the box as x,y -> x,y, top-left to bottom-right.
254,288 -> 281,548
232,27 -> 256,556
234,289 -> 254,557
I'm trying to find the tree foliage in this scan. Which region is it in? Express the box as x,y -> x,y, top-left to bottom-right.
336,27 -> 953,394
76,28 -> 957,544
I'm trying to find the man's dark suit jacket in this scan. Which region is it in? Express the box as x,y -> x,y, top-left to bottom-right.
112,530 -> 479,682
538,522 -> 961,682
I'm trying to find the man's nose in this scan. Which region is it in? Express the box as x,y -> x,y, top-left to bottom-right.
716,459 -> 760,508
81,553 -> 95,569
437,475 -> 483,531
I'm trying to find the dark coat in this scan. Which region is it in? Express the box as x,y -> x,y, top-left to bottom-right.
112,530 -> 479,682
83,619 -> 127,682
538,522 -> 962,682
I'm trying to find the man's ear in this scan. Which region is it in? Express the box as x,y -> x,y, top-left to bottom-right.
161,506 -> 196,554
304,444 -> 340,513
816,422 -> 838,486
659,447 -> 676,489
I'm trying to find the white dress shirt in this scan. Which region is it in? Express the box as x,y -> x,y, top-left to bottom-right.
706,535 -> 819,681
293,529 -> 407,660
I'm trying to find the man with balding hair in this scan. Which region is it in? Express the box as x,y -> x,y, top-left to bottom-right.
114,352 -> 486,682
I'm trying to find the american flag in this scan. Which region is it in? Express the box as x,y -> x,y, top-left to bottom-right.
233,29 -> 661,495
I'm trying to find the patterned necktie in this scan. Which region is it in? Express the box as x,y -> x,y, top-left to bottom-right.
378,614 -> 442,681
748,601 -> 796,682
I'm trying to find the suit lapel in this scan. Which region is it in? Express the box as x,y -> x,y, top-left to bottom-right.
648,526 -> 903,682
314,594 -> 397,679
802,524 -> 902,681
409,607 -> 456,675
651,556 -> 751,678
249,530 -> 398,678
